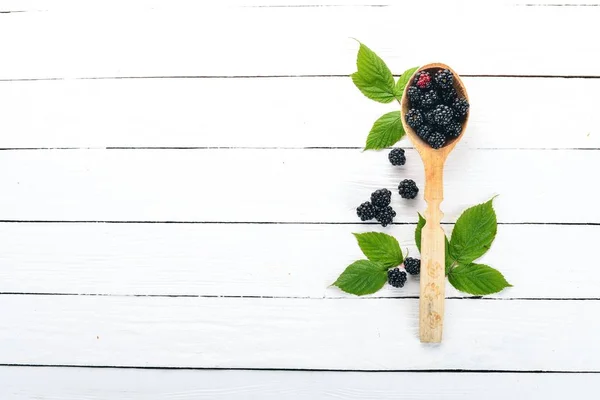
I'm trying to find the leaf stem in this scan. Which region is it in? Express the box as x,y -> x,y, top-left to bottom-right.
445,260 -> 458,276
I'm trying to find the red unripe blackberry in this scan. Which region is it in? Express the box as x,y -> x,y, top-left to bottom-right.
415,71 -> 433,90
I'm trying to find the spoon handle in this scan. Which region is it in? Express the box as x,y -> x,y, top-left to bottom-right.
420,158 -> 447,343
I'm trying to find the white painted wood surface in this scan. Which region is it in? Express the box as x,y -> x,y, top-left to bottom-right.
1,0 -> 599,398
2,295 -> 599,370
1,5 -> 600,79
2,0 -> 596,12
0,223 -> 596,299
1,368 -> 596,400
0,77 -> 596,149
0,149 -> 595,223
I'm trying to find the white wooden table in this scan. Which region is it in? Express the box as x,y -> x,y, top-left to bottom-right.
1,1 -> 599,398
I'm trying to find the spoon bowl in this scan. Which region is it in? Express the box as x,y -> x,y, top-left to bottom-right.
400,63 -> 470,343
400,63 -> 469,157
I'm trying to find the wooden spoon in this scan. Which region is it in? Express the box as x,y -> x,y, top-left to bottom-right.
400,63 -> 470,343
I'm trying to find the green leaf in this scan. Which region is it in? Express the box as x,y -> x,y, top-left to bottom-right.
333,260 -> 389,296
365,111 -> 405,150
353,232 -> 403,268
394,66 -> 419,99
351,42 -> 396,104
448,263 -> 512,295
444,239 -> 453,275
415,213 -> 454,274
415,213 -> 426,253
449,199 -> 497,264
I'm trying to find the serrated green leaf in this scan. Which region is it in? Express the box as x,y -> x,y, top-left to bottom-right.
415,213 -> 454,274
365,111 -> 405,150
394,66 -> 419,99
333,260 -> 389,296
448,263 -> 512,295
353,232 -> 403,268
449,199 -> 497,265
351,42 -> 395,104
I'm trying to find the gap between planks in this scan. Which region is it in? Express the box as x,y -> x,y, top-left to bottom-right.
1,147 -> 600,151
0,293 -> 598,301
1,364 -> 600,373
2,74 -> 600,81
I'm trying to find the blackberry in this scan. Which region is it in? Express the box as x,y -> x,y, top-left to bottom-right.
370,188 -> 391,208
417,125 -> 433,141
407,85 -> 421,107
388,148 -> 406,166
398,179 -> 419,199
420,90 -> 439,110
434,69 -> 454,90
414,71 -> 433,90
453,97 -> 470,120
440,87 -> 458,104
376,206 -> 396,227
445,120 -> 462,138
406,109 -> 424,130
427,131 -> 446,149
404,257 -> 421,275
432,104 -> 454,127
356,201 -> 377,221
387,268 -> 407,288
423,110 -> 436,126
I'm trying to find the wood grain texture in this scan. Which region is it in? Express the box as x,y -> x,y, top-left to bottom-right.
1,295 -> 599,370
1,5 -> 599,79
0,367 -> 597,400
0,223 -> 595,299
0,77 -> 596,149
0,149 -> 597,223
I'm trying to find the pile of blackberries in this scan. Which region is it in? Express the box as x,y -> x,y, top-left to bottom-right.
356,149 -> 421,227
356,189 -> 396,227
387,257 -> 421,288
405,69 -> 469,149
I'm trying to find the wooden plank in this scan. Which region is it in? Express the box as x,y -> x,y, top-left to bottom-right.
0,149 -> 596,223
0,367 -> 596,400
1,295 -> 598,370
0,77 -> 596,149
0,223 -> 596,299
1,0 -> 597,12
1,5 -> 599,78
0,0 -> 397,11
